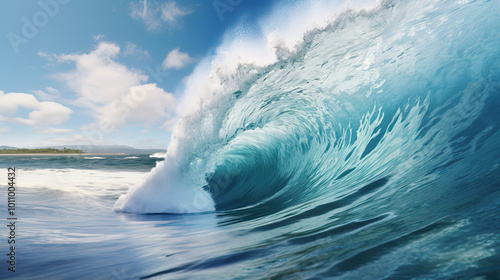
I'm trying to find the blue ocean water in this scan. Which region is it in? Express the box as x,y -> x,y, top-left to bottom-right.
2,0 -> 500,279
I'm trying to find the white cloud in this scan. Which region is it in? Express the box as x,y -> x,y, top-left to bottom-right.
129,0 -> 192,31
32,87 -> 61,101
37,50 -> 58,62
99,83 -> 176,127
0,92 -> 38,114
0,127 -> 10,133
41,128 -> 74,134
160,1 -> 190,25
53,42 -> 177,130
93,34 -> 105,41
129,0 -> 160,31
123,42 -> 150,58
0,91 -> 72,126
46,87 -> 61,95
56,42 -> 147,107
162,48 -> 194,70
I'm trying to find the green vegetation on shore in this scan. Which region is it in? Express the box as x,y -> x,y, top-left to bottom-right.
0,148 -> 84,154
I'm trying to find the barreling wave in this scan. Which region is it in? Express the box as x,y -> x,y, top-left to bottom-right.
114,0 -> 500,216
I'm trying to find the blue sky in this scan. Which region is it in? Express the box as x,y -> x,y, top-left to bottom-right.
0,0 -> 280,149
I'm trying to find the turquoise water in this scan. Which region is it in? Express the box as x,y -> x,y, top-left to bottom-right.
2,0 -> 500,278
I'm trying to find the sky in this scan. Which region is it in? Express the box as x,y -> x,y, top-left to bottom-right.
0,0 -> 280,149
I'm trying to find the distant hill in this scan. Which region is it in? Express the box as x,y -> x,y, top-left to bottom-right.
0,146 -> 18,150
42,145 -> 165,154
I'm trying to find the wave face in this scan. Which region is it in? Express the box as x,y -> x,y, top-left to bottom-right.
114,0 -> 500,277
115,0 -> 500,213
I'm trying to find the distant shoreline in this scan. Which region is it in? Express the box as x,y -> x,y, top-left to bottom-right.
0,153 -> 128,156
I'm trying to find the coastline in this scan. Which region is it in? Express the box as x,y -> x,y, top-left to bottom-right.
0,153 -> 128,156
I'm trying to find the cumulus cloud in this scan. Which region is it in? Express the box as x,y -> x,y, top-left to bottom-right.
0,91 -> 72,126
161,48 -> 194,70
99,83 -> 176,127
53,42 -> 176,130
129,0 -> 192,31
56,42 -> 147,107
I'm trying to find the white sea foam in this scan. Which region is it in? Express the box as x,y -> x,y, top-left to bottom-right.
149,152 -> 166,159
84,157 -> 106,160
17,168 -> 148,198
113,158 -> 215,213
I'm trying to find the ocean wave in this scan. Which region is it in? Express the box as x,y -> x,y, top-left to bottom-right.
149,152 -> 166,159
114,0 -> 500,222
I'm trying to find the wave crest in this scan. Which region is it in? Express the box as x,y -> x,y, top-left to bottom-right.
114,0 -> 500,214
